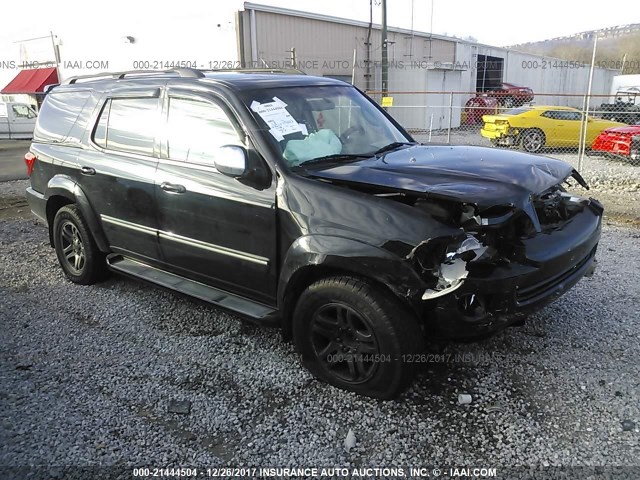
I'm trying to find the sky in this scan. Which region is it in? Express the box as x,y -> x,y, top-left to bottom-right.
1,0 -> 638,49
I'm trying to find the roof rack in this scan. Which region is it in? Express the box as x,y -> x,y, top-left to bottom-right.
204,68 -> 306,75
63,68 -> 205,85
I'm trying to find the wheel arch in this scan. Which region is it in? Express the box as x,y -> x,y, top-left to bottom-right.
44,175 -> 110,252
277,235 -> 426,340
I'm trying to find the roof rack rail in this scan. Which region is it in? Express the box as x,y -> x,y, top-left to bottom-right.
63,68 -> 205,85
203,68 -> 306,75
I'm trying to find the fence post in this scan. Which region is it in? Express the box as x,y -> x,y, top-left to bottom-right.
447,92 -> 453,143
579,35 -> 598,173
578,94 -> 587,172
428,114 -> 434,143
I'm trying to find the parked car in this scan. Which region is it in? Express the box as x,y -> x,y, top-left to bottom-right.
25,69 -> 603,398
592,124 -> 640,165
0,101 -> 38,139
481,106 -> 626,153
481,82 -> 534,108
461,96 -> 499,125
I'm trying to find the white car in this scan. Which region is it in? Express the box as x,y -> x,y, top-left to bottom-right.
0,102 -> 38,139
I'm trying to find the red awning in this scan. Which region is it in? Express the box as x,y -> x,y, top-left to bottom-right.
1,67 -> 59,94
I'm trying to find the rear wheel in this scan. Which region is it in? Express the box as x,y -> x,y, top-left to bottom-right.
53,205 -> 107,285
293,276 -> 424,399
521,129 -> 545,153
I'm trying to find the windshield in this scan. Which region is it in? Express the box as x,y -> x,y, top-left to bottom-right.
240,85 -> 411,167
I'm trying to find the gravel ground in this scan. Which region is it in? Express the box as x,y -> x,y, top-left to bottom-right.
0,179 -> 639,479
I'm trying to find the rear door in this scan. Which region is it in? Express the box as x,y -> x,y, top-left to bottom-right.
80,89 -> 162,262
155,89 -> 277,303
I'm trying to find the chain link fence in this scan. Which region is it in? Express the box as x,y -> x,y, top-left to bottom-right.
367,90 -> 639,161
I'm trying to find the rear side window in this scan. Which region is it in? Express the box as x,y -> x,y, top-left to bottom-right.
92,97 -> 158,156
34,91 -> 92,143
541,111 -> 560,120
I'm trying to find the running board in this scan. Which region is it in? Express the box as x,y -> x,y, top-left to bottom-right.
106,255 -> 276,320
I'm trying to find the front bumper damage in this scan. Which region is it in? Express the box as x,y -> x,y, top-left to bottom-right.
415,199 -> 603,341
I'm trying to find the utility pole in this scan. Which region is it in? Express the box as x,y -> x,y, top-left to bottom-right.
381,0 -> 388,94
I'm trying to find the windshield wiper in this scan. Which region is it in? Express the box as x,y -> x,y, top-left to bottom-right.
296,153 -> 369,168
374,142 -> 416,155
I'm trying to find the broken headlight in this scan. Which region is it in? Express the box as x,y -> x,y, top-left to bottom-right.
421,235 -> 489,300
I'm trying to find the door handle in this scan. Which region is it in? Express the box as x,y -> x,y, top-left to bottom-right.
160,182 -> 186,194
80,166 -> 96,175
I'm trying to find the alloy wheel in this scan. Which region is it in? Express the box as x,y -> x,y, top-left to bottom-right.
310,303 -> 379,384
523,131 -> 544,152
59,220 -> 86,274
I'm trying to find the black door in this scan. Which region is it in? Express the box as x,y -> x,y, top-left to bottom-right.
155,91 -> 277,304
80,91 -> 161,262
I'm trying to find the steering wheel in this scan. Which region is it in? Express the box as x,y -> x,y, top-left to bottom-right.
339,125 -> 365,144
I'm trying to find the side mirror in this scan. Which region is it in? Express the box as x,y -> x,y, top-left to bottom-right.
214,145 -> 247,178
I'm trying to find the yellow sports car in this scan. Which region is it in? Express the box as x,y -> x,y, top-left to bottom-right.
481,106 -> 625,153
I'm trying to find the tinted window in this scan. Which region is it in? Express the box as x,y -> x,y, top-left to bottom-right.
166,97 -> 240,165
102,97 -> 158,156
542,111 -> 582,121
34,91 -> 92,142
560,111 -> 582,121
541,111 -> 560,120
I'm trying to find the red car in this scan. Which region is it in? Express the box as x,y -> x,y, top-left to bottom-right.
592,125 -> 640,165
462,96 -> 499,125
483,82 -> 534,108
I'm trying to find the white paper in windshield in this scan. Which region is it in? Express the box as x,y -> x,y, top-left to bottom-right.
250,97 -> 307,141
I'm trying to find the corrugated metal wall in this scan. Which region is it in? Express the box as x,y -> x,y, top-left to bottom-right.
238,4 -> 618,131
240,7 -> 456,91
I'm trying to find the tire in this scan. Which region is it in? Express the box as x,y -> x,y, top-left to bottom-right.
292,276 -> 424,399
501,97 -> 514,109
521,129 -> 545,153
53,205 -> 107,285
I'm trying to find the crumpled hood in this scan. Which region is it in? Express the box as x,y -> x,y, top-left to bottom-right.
310,145 -> 585,211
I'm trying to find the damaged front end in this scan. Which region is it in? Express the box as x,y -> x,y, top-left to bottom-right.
405,176 -> 603,340
307,146 -> 603,339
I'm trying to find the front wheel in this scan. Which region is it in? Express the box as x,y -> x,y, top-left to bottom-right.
293,276 -> 424,399
53,205 -> 107,285
521,129 -> 545,153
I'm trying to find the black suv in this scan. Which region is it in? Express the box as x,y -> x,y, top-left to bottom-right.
25,68 -> 602,398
